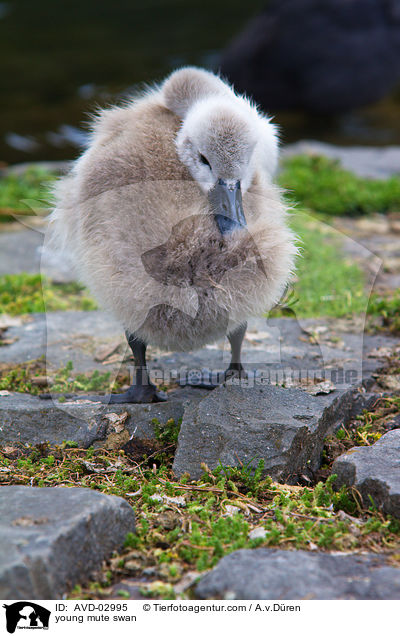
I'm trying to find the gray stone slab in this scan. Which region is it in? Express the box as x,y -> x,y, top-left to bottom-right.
0,311 -> 122,372
332,429 -> 400,518
172,383 -> 376,482
0,229 -> 43,276
2,311 -> 396,387
282,141 -> 400,179
1,311 -> 396,460
0,386 -> 207,448
0,485 -> 135,600
194,548 -> 400,600
0,227 -> 78,282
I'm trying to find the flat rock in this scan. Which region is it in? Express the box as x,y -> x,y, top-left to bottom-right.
194,548 -> 400,600
0,228 -> 43,276
333,214 -> 400,294
0,387 -> 206,448
172,383 -> 376,482
0,227 -> 77,283
332,430 -> 400,518
0,485 -> 135,599
1,311 -> 124,372
2,311 -> 396,384
2,311 -> 397,456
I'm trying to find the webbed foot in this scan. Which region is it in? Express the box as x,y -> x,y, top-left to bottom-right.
184,364 -> 248,389
85,384 -> 168,404
224,363 -> 248,382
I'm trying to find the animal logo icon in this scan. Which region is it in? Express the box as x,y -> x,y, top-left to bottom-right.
2,602 -> 50,633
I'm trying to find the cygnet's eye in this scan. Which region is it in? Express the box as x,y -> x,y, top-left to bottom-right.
199,153 -> 211,169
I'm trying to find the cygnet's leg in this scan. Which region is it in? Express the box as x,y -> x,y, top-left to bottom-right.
186,322 -> 247,388
107,332 -> 167,403
225,322 -> 247,379
84,332 -> 167,403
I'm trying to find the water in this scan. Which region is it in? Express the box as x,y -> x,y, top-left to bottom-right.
1,0 -> 400,166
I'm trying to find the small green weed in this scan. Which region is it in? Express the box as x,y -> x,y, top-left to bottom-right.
323,396 -> 400,469
367,290 -> 400,333
151,417 -> 182,465
0,365 -> 39,395
0,358 -> 47,395
205,459 -> 268,498
51,361 -> 115,394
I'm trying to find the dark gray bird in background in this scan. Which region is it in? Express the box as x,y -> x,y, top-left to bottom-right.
220,0 -> 400,114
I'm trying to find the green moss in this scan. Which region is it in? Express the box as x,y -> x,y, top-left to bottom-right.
279,154 -> 400,216
212,459 -> 268,498
117,589 -> 130,599
153,417 -> 181,447
50,361 -> 116,394
0,272 -> 97,315
0,364 -> 40,395
151,417 -> 181,465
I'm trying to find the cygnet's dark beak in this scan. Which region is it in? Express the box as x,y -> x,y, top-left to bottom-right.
209,179 -> 247,235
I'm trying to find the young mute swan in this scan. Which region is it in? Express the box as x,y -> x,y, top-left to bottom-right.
51,67 -> 297,403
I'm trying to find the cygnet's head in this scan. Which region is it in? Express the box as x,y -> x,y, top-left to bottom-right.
175,97 -> 258,194
178,98 -> 260,233
163,67 -> 266,234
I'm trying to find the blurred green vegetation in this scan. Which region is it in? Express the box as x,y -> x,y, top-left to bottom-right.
0,273 -> 97,315
284,212 -> 367,318
0,166 -> 55,220
279,155 -> 400,216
